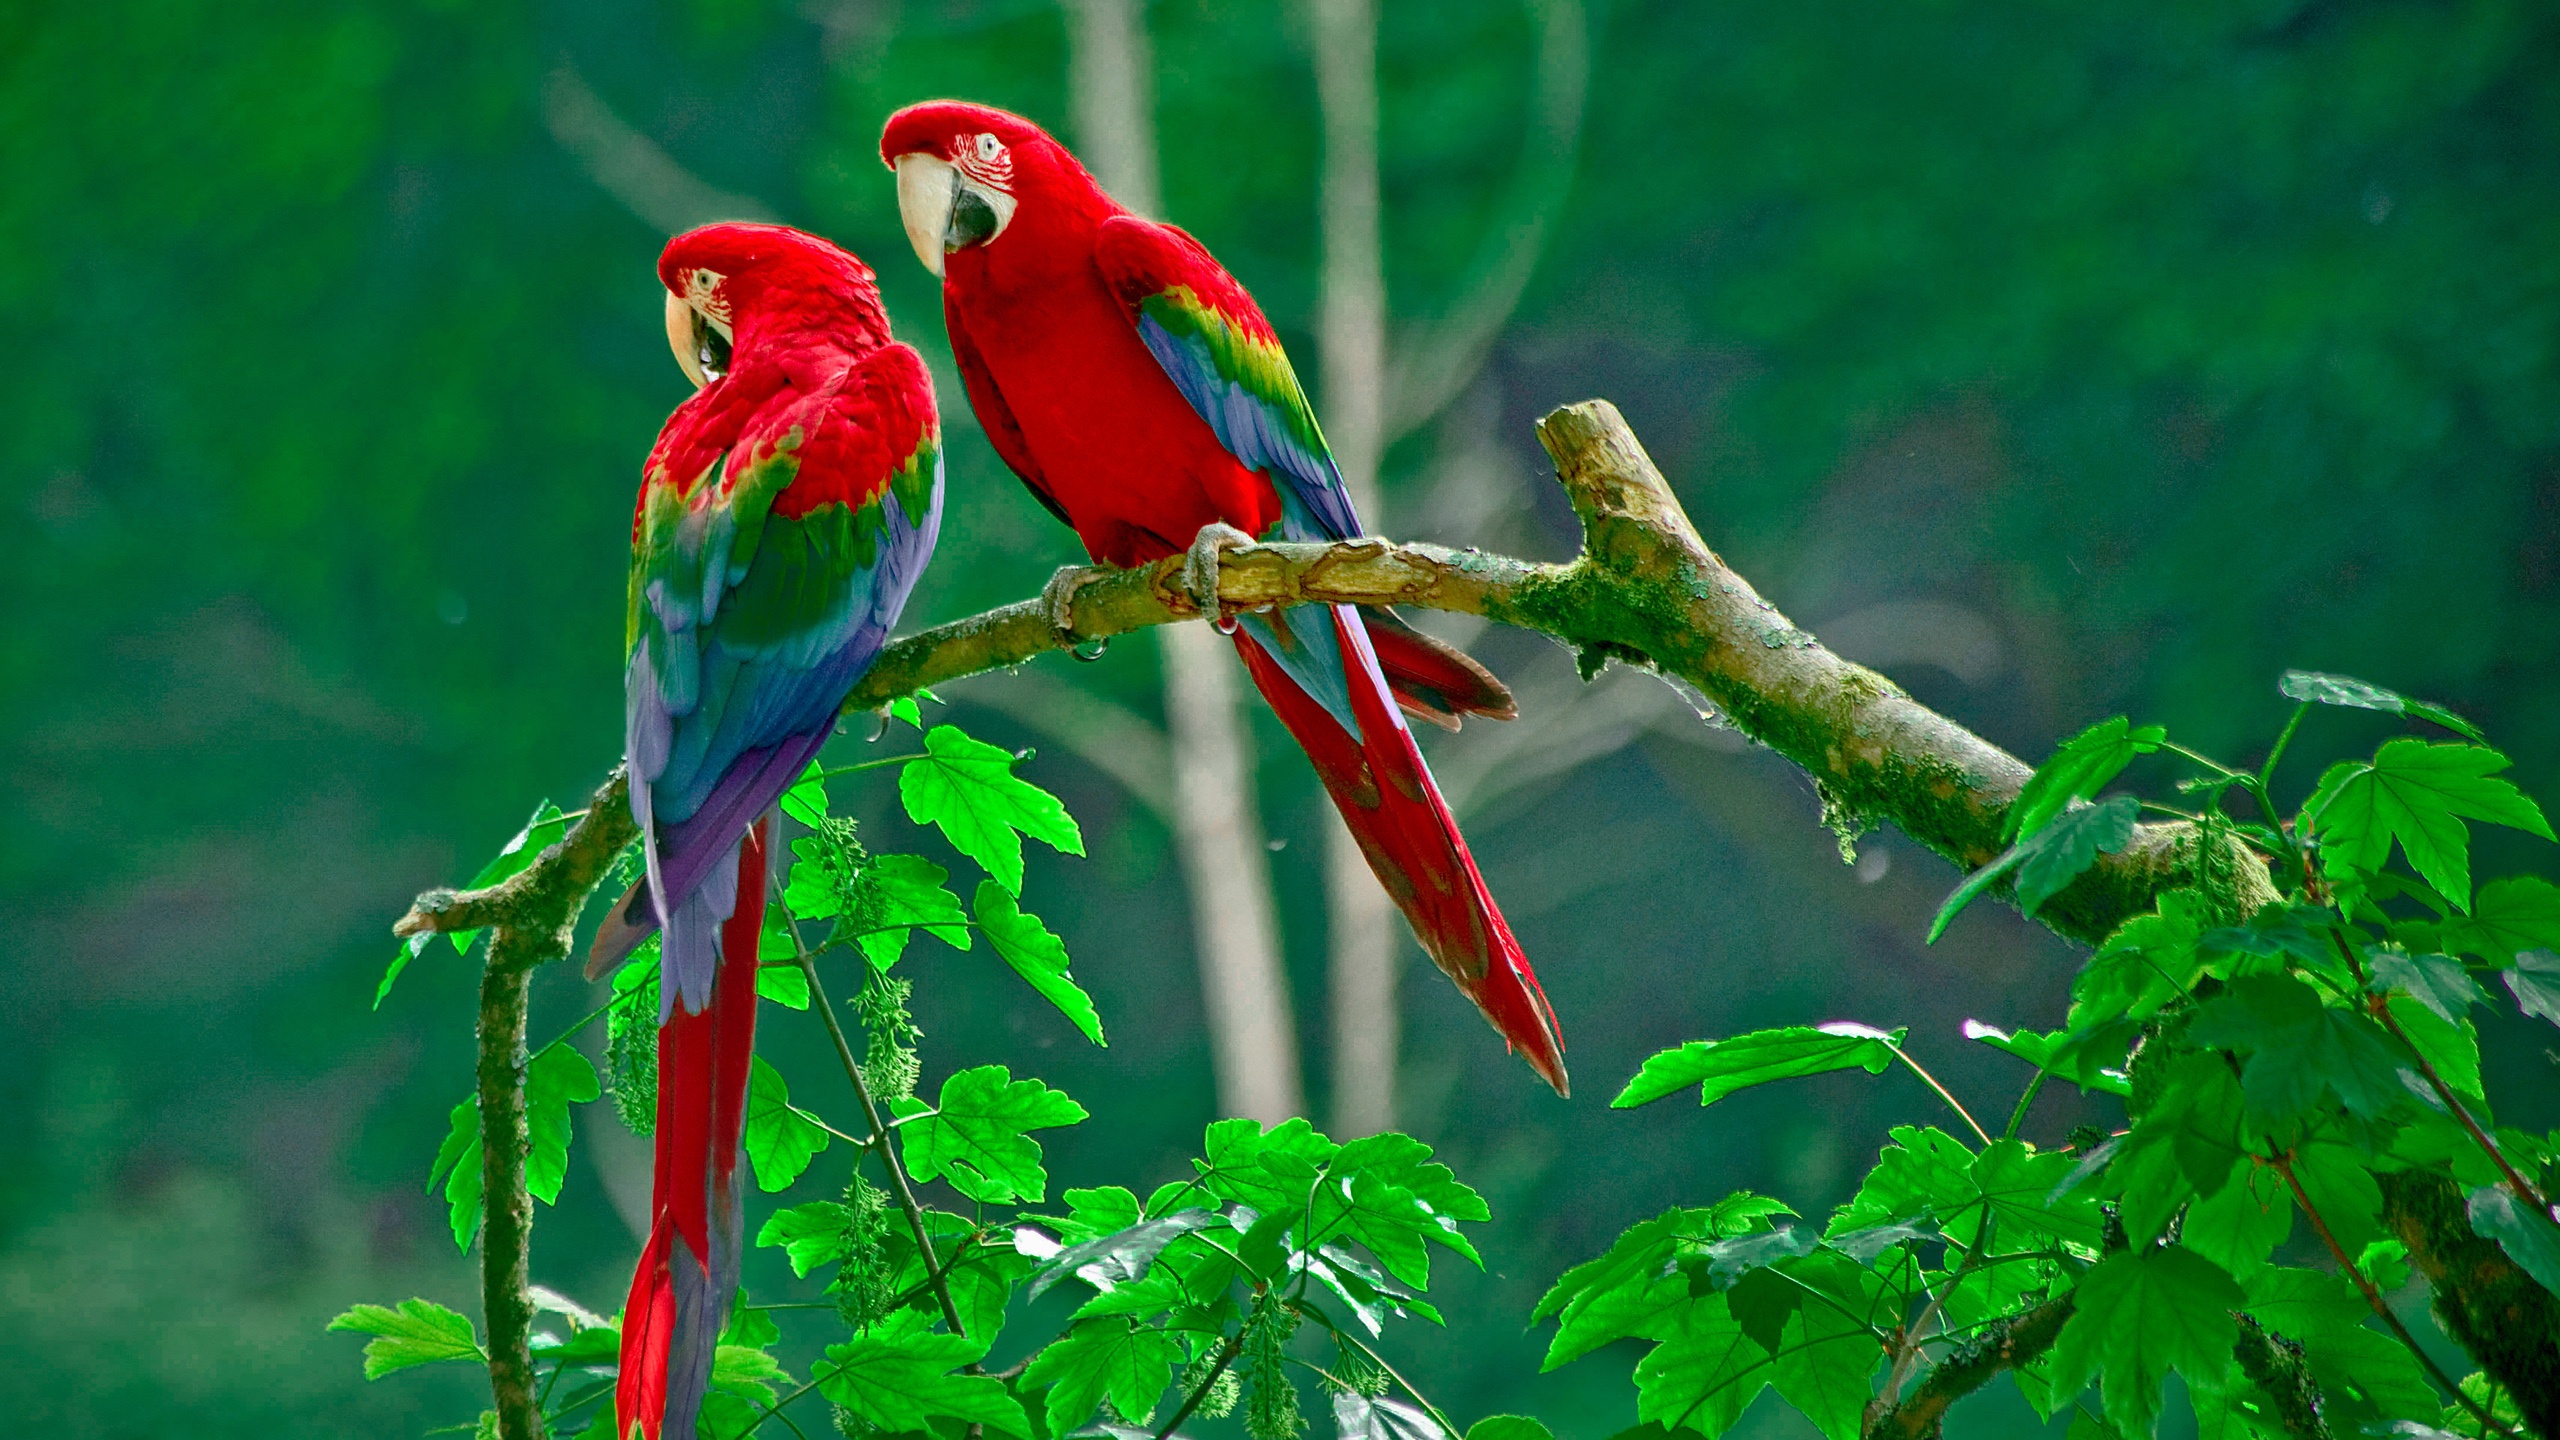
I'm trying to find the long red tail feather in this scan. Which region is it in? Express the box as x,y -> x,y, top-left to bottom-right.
614,814 -> 768,1440
1233,608 -> 1567,1094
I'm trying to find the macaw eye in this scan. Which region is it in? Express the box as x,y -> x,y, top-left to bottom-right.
976,133 -> 1003,162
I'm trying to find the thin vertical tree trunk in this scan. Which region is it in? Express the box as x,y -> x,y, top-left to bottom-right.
1061,0 -> 1306,1125
1311,0 -> 1403,1138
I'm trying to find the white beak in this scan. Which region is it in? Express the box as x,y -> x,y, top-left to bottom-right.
894,153 -> 956,279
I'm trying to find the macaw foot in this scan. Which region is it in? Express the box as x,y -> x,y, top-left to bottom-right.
1040,564 -> 1101,644
1183,522 -> 1256,620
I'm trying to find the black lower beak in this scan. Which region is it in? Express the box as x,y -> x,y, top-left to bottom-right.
946,183 -> 998,251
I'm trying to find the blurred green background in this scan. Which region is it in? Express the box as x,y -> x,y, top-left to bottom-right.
7,0 -> 2558,1433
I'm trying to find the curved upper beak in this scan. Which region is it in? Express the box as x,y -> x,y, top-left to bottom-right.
665,292 -> 709,388
663,292 -> 732,390
894,152 -> 1017,279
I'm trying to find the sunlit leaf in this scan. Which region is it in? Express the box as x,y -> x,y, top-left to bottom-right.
899,725 -> 1084,894
757,1201 -> 856,1278
376,933 -> 430,1011
1028,1209 -> 1218,1300
782,760 -> 830,829
817,1327 -> 1027,1437
974,881 -> 1104,1044
1466,1420 -> 1557,1440
1613,1024 -> 1903,1109
859,853 -> 973,969
525,1042 -> 599,1205
426,1098 -> 481,1252
452,802 -> 568,955
327,1297 -> 485,1379
1023,1318 -> 1182,1435
2305,740 -> 2552,908
743,1057 -> 828,1192
899,1065 -> 1087,1203
1632,1296 -> 1769,1439
1331,1391 -> 1441,1440
2005,716 -> 2164,843
756,961 -> 809,1009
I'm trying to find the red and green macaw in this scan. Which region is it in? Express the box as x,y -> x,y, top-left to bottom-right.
584,223 -> 942,1440
878,102 -> 1567,1095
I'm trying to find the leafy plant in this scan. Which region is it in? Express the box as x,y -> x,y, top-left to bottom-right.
335,714 -> 1498,1438
1546,670 -> 2560,1440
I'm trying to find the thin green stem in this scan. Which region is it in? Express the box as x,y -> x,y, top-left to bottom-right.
795,1107 -> 877,1150
774,882 -> 976,1354
2259,703 -> 2310,794
2002,1072 -> 2048,1141
1298,1310 -> 1463,1440
2268,1152 -> 2513,1439
813,754 -> 925,781
735,1366 -> 827,1440
1152,1309 -> 1251,1440
2162,741 -> 2244,778
1886,1042 -> 1993,1147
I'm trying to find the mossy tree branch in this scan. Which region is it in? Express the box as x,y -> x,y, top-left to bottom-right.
392,399 -> 2542,1435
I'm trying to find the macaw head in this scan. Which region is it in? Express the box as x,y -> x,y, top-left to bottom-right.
879,101 -> 1103,278
656,222 -> 890,388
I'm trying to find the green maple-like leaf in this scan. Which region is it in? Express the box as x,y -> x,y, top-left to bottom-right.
2278,670 -> 2483,741
2305,739 -> 2552,909
1767,1253 -> 1883,1440
1633,1295 -> 1770,1438
972,880 -> 1104,1044
858,853 -> 972,968
1021,1317 -> 1183,1435
2239,1265 -> 2438,1424
2468,1186 -> 2560,1296
1933,795 -> 2139,941
328,1297 -> 485,1379
2188,974 -> 2406,1126
2047,1246 -> 2243,1435
1195,1115 -> 1342,1217
2506,950 -> 2560,1029
755,961 -> 809,1009
781,759 -> 830,828
525,1042 -> 599,1206
711,1343 -> 792,1405
1537,1199 -> 1788,1369
743,1057 -> 829,1192
2366,949 -> 2483,1025
2005,716 -> 2165,843
898,1065 -> 1087,1203
756,1200 -> 856,1278
426,1098 -> 481,1252
898,724 -> 1084,895
1614,1024 -> 1903,1109
817,1327 -> 1027,1437
2444,877 -> 2560,962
